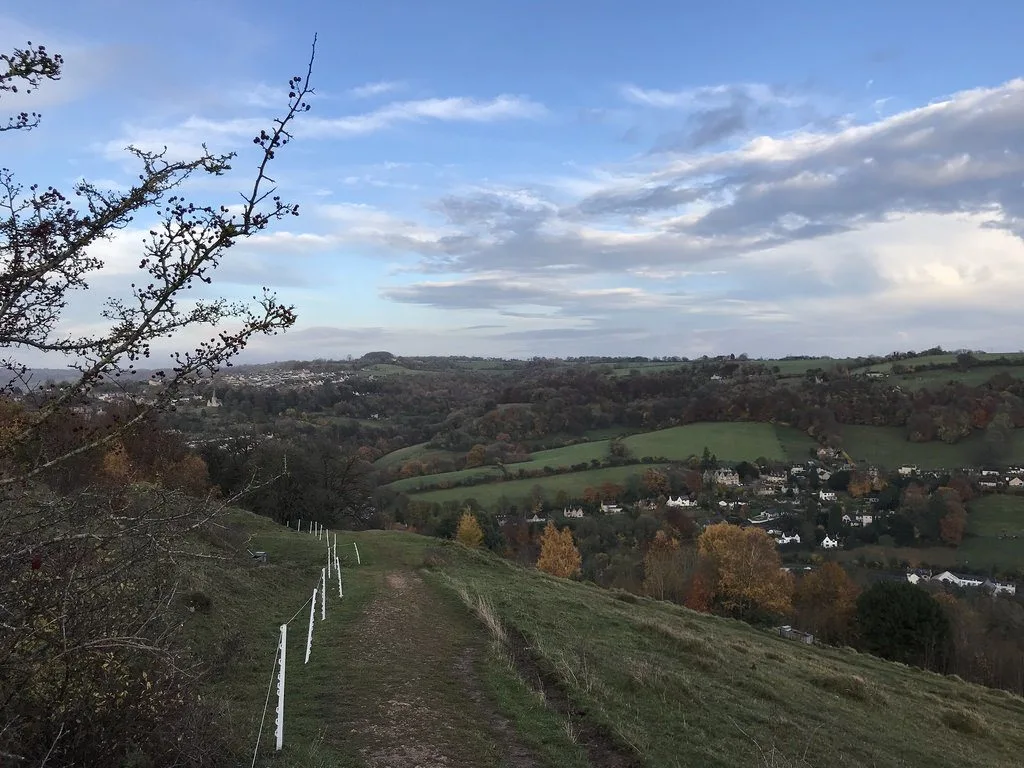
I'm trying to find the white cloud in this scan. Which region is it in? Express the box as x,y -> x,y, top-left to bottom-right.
348,80 -> 404,99
99,94 -> 545,161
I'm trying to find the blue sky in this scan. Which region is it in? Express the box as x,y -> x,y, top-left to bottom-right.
6,1 -> 1024,364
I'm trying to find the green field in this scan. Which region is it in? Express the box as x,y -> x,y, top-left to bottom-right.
388,465 -> 503,494
374,442 -> 460,469
408,464 -> 662,506
968,494 -> 1024,537
626,422 -> 815,462
893,364 -> 1024,390
841,425 -> 1024,469
390,423 -> 818,499
959,495 -> 1024,572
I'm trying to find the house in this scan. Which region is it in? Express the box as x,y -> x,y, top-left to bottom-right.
666,496 -> 696,508
778,625 -> 814,644
775,533 -> 801,545
865,371 -> 887,380
933,571 -> 984,589
980,469 -> 1000,477
1008,477 -> 1024,489
526,513 -> 546,524
756,485 -> 777,497
979,480 -> 998,490
898,465 -> 918,477
706,468 -> 741,487
600,502 -> 623,514
562,507 -> 585,519
762,473 -> 787,486
819,490 -> 837,502
821,535 -> 840,549
986,580 -> 1017,597
790,465 -> 806,475
856,513 -> 874,526
206,390 -> 221,408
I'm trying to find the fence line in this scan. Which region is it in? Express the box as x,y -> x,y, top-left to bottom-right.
249,520 -> 364,762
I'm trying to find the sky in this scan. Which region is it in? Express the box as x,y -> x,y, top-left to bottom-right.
5,1 -> 1024,366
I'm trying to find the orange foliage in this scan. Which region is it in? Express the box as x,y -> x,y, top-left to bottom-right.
536,521 -> 581,579
697,523 -> 793,617
793,562 -> 859,644
465,444 -> 487,468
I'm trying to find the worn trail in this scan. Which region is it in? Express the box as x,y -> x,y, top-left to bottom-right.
343,569 -> 539,768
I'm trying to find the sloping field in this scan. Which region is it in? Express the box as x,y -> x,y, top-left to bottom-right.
432,536 -> 1024,768
840,425 -> 1024,469
408,464 -> 660,506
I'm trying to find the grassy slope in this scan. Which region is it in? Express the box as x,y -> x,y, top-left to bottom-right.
960,494 -> 1024,571
193,512 -> 583,767
408,464 -> 666,506
432,538 -> 1024,768
841,426 -> 1024,469
200,517 -> 1024,767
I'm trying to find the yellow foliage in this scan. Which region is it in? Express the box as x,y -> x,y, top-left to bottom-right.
697,523 -> 792,616
101,441 -> 133,482
455,511 -> 484,548
536,521 -> 581,579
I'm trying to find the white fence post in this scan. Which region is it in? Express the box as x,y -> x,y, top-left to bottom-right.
275,623 -> 286,751
297,518 -> 301,532
353,541 -> 361,565
304,587 -> 317,664
333,532 -> 337,563
320,568 -> 326,620
335,555 -> 343,598
327,543 -> 331,579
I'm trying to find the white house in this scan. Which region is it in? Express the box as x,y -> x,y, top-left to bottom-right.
819,490 -> 837,502
790,465 -> 806,475
526,513 -> 546,524
600,502 -> 623,514
933,571 -> 984,588
776,533 -> 801,545
206,390 -> 221,408
898,465 -> 918,477
821,536 -> 840,549
856,513 -> 874,526
987,580 -> 1018,597
562,507 -> 585,519
1008,477 -> 1024,489
817,469 -> 832,482
666,496 -> 696,508
762,473 -> 787,486
979,480 -> 998,490
980,469 -> 1000,477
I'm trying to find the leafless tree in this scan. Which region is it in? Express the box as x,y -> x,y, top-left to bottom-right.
0,39 -> 317,765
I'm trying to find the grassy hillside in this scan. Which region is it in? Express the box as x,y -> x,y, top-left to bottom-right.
408,464 -> 665,506
204,516 -> 1024,767
841,425 -> 1024,468
431,537 -> 1024,768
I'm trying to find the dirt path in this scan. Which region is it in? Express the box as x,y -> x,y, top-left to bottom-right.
345,570 -> 539,768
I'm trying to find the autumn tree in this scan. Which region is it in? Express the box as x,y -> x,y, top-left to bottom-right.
793,562 -> 859,644
455,511 -> 484,548
536,520 -> 581,578
936,487 -> 968,546
696,523 -> 793,619
642,467 -> 669,496
0,40 -> 316,766
465,443 -> 487,468
642,530 -> 695,602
